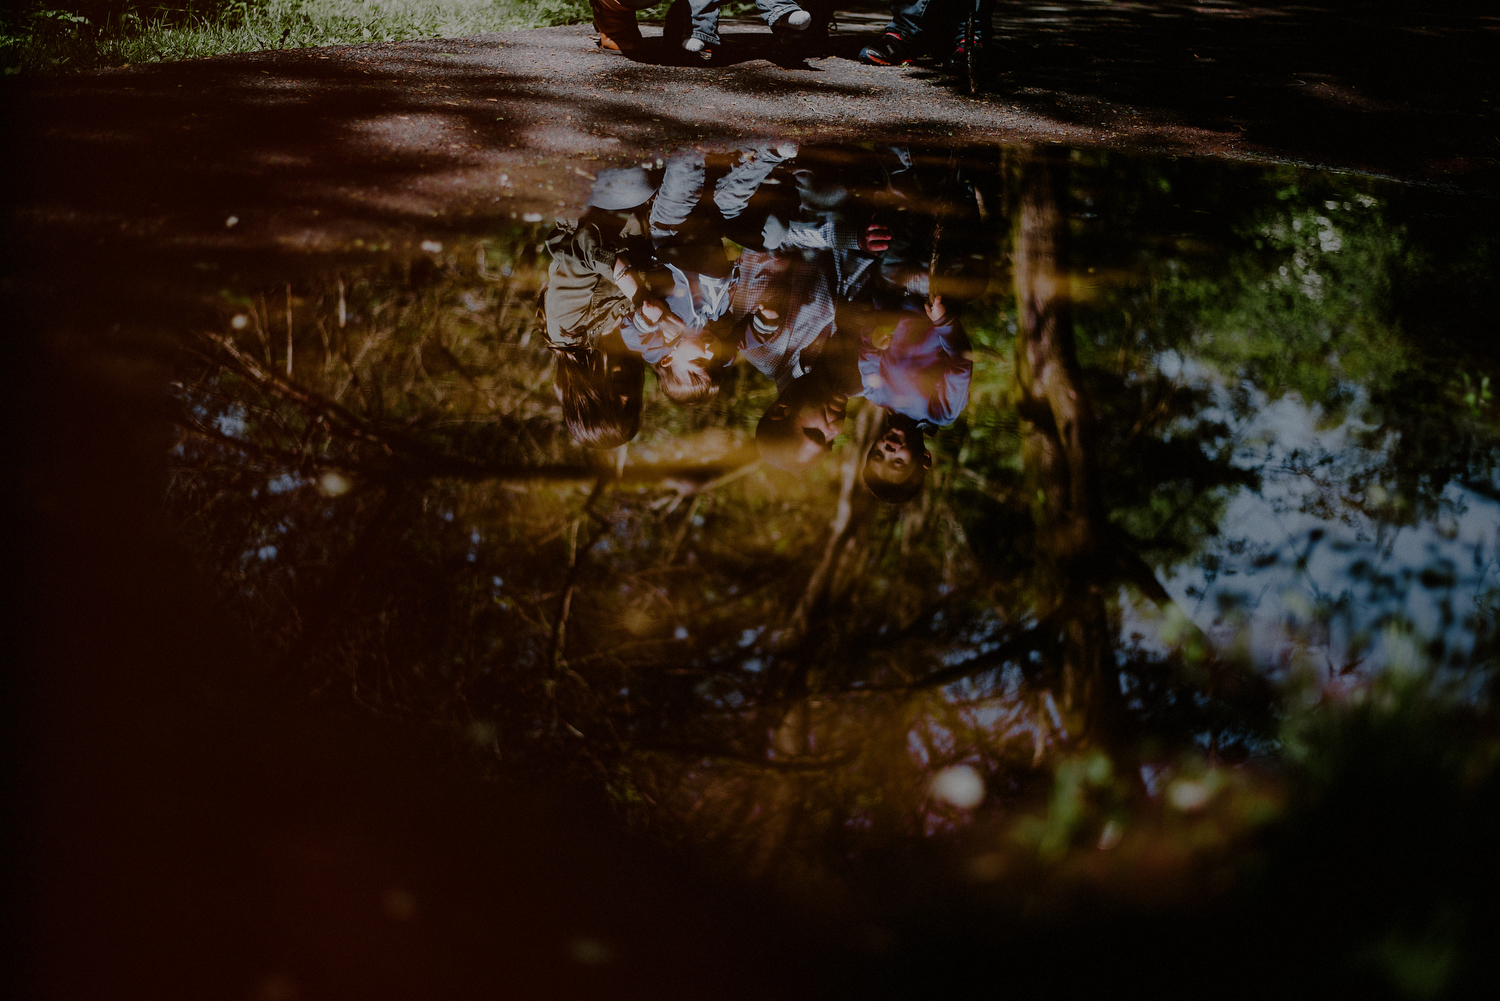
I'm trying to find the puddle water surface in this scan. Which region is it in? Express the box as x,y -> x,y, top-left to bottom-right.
155,141 -> 1498,948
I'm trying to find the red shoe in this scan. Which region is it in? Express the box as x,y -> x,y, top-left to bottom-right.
859,33 -> 913,67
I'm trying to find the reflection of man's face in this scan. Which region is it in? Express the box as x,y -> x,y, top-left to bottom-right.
765,382 -> 848,467
865,424 -> 930,485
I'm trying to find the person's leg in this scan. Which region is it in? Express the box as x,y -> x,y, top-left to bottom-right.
756,0 -> 808,29
946,0 -> 993,70
889,0 -> 935,45
650,152 -> 708,243
712,145 -> 797,220
591,0 -> 642,51
861,0 -> 929,64
687,0 -> 723,47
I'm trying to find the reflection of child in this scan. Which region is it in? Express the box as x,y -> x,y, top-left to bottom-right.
853,296 -> 970,503
856,295 -> 972,429
619,149 -> 790,404
543,165 -> 662,445
754,319 -> 861,472
553,334 -> 647,449
620,265 -> 735,403
862,412 -> 931,504
542,166 -> 660,351
536,281 -> 645,448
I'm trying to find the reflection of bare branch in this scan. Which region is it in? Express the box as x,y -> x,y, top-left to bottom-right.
201,325 -> 774,488
550,477 -> 610,672
881,620 -> 1051,694
783,407 -> 879,648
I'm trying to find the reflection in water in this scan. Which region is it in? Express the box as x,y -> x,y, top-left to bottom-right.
168,144 -> 1499,921
541,144 -> 983,500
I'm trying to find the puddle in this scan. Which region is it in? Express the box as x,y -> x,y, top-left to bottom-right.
148,141 -> 1500,908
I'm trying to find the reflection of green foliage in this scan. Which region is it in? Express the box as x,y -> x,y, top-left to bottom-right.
1073,151 -> 1500,530
1015,750 -> 1119,859
1178,185 -> 1410,425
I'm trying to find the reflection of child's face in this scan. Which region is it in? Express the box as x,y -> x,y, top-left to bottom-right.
659,332 -> 718,382
864,425 -> 929,486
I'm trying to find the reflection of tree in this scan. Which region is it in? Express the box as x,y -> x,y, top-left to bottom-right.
1012,147 -> 1117,746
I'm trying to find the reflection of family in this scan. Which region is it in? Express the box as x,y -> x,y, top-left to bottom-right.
539,143 -> 983,503
588,0 -> 993,72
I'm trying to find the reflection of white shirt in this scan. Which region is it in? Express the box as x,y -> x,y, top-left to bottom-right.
620,262 -> 732,365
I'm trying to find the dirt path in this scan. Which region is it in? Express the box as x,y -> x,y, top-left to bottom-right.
5,6 -> 1497,280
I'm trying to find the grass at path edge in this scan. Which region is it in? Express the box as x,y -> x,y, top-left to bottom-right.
3,0 -> 762,75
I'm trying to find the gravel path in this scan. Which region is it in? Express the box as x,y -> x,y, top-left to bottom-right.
6,8 -> 1497,272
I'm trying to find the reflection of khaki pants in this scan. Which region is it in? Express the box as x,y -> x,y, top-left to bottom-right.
591,0 -> 645,41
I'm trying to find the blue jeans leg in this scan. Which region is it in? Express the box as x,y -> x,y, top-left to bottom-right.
886,0 -> 934,42
756,0 -> 804,28
689,0 -> 723,45
650,152 -> 708,243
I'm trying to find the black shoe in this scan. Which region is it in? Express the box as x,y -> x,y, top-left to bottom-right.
945,41 -> 982,75
859,33 -> 912,67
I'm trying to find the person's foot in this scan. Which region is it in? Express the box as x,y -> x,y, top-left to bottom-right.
944,41 -> 981,75
597,29 -> 642,54
682,37 -> 713,61
772,8 -> 811,34
859,33 -> 912,66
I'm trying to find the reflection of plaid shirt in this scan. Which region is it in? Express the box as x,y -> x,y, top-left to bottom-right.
732,249 -> 837,393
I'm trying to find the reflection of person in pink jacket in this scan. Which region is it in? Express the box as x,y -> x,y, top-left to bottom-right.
855,296 -> 972,504
857,296 -> 973,430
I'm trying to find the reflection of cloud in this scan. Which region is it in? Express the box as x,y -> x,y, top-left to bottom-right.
931,764 -> 986,809
1160,388 -> 1500,677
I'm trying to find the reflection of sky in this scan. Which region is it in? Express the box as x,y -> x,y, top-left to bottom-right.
1159,384 -> 1500,678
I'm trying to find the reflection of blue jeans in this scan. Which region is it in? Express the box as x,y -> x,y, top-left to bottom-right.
650,152 -> 708,242
651,146 -> 797,243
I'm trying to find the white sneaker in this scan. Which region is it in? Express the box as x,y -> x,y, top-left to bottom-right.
682,37 -> 705,53
787,10 -> 811,29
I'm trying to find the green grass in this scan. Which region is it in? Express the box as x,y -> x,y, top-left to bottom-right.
1,0 -> 600,75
